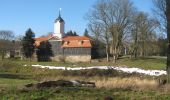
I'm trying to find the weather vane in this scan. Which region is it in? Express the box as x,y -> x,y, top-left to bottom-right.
59,8 -> 62,16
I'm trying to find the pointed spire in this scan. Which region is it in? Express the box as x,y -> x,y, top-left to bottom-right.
55,8 -> 64,23
59,8 -> 62,17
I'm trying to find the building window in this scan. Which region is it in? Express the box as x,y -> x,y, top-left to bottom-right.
79,41 -> 83,45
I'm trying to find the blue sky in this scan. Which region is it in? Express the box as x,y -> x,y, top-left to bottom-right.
0,0 -> 153,37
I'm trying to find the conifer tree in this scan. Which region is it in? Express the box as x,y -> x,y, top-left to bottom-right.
83,29 -> 90,37
22,28 -> 35,60
36,41 -> 53,61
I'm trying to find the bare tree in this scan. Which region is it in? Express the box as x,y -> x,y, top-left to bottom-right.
88,23 -> 102,41
0,30 -> 14,40
86,0 -> 111,62
107,0 -> 135,62
0,30 -> 15,59
153,0 -> 166,32
86,0 -> 135,62
130,12 -> 159,58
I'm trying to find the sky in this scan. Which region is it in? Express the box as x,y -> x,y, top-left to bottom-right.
0,0 -> 153,37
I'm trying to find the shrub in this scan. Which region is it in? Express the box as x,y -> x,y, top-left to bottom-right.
0,60 -> 17,72
61,69 -> 139,77
58,56 -> 65,62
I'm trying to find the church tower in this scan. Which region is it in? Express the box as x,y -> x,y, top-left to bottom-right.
54,9 -> 65,39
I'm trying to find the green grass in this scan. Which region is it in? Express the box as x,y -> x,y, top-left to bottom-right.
7,56 -> 166,70
115,57 -> 166,70
0,87 -> 170,100
0,56 -> 168,100
0,77 -> 35,88
0,57 -> 166,81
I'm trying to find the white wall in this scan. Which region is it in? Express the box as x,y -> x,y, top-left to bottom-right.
54,21 -> 65,38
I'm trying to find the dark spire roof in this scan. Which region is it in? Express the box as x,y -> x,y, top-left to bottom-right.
55,10 -> 64,23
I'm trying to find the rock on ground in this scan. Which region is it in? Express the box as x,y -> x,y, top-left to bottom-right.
25,80 -> 95,89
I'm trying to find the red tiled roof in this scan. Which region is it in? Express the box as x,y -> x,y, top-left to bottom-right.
34,35 -> 52,41
62,36 -> 92,48
34,35 -> 53,47
34,35 -> 92,48
62,36 -> 91,41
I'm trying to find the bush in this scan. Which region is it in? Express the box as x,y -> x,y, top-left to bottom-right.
61,69 -> 139,77
58,56 -> 66,62
0,60 -> 17,72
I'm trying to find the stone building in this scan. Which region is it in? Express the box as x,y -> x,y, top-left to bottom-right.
35,12 -> 92,62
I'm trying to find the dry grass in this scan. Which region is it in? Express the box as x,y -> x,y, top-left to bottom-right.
35,75 -> 160,91
159,84 -> 170,92
94,77 -> 158,91
35,75 -> 88,82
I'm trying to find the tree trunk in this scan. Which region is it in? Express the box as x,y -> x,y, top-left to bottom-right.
113,47 -> 118,63
112,38 -> 117,63
167,44 -> 170,82
134,29 -> 138,58
124,47 -> 127,55
166,0 -> 170,83
29,57 -> 32,62
134,46 -> 137,58
113,47 -> 116,63
106,44 -> 110,62
1,50 -> 4,60
130,49 -> 134,59
142,41 -> 145,57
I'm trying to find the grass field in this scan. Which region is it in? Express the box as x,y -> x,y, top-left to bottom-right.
7,56 -> 166,70
0,87 -> 170,100
0,56 -> 169,100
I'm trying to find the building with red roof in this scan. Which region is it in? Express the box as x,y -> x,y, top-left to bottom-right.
34,12 -> 92,62
62,36 -> 92,48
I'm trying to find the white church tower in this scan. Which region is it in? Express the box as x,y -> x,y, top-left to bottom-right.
54,9 -> 65,39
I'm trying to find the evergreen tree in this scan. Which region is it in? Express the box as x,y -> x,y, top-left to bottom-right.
36,41 -> 53,61
83,29 -> 90,37
65,30 -> 78,36
73,31 -> 78,36
66,30 -> 74,36
22,28 -> 35,60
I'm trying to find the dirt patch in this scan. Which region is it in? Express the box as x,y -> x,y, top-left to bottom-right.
25,80 -> 95,89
